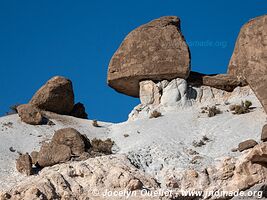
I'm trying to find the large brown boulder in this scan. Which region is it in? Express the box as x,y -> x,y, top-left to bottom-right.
228,15 -> 267,113
37,128 -> 89,167
17,104 -> 44,125
107,16 -> 191,97
30,76 -> 74,114
37,142 -> 72,167
187,72 -> 247,92
52,128 -> 86,155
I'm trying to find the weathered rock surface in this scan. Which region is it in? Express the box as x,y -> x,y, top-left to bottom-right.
261,124 -> 267,142
238,139 -> 258,152
37,142 -> 72,167
108,16 -> 191,97
139,80 -> 161,105
30,76 -> 74,114
129,77 -> 261,121
187,71 -> 247,92
160,78 -> 187,106
37,128 -> 88,167
52,128 -> 86,155
17,104 -> 44,125
70,102 -> 88,119
247,143 -> 267,164
9,144 -> 267,200
228,14 -> 267,113
4,155 -> 160,200
16,153 -> 32,176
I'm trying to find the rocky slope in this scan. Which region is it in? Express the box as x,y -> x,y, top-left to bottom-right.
0,83 -> 267,199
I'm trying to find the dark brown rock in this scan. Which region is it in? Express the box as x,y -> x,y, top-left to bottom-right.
187,71 -> 247,91
91,138 -> 114,155
30,76 -> 74,114
37,128 -> 90,167
238,139 -> 258,152
261,124 -> 267,142
228,15 -> 267,113
70,102 -> 88,119
52,128 -> 86,155
107,16 -> 191,97
37,142 -> 71,167
16,153 -> 33,176
17,104 -> 44,125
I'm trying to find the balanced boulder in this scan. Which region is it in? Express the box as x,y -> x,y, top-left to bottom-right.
107,16 -> 191,97
30,76 -> 74,114
17,104 -> 44,125
228,15 -> 267,113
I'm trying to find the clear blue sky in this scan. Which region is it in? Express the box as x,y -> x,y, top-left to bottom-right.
0,0 -> 266,122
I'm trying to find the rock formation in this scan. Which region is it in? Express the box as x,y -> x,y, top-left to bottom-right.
228,14 -> 267,113
129,77 -> 261,121
187,71 -> 247,92
70,102 -> 88,119
37,128 -> 89,167
16,153 -> 33,176
3,155 -> 159,200
30,76 -> 74,114
17,104 -> 45,125
107,16 -> 191,97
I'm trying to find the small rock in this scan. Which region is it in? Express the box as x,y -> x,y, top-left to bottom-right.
91,138 -> 114,155
231,147 -> 238,152
0,192 -> 11,199
30,151 -> 39,165
192,140 -> 205,147
92,120 -> 100,127
261,124 -> 267,142
16,153 -> 33,176
9,147 -> 16,152
47,120 -> 55,126
127,179 -> 143,191
238,139 -> 258,152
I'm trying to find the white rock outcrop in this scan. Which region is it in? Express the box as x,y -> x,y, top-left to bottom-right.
129,78 -> 262,121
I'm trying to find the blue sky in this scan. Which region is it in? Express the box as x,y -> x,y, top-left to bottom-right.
0,0 -> 266,122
